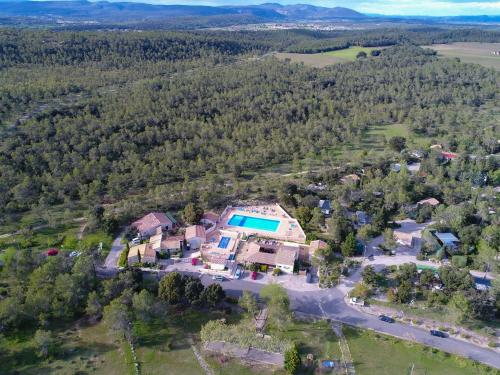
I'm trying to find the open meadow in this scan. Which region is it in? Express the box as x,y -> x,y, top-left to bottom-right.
275,46 -> 382,68
423,42 -> 500,71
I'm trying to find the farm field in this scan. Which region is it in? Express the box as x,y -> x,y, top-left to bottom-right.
275,46 -> 381,68
423,42 -> 500,71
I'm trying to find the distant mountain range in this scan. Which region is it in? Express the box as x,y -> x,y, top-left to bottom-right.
0,1 -> 364,22
0,1 -> 498,26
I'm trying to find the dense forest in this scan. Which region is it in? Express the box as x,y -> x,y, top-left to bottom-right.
0,28 -> 499,214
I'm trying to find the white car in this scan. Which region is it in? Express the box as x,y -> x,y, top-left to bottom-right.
349,297 -> 365,306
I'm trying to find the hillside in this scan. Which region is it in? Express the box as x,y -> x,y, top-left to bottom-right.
0,1 -> 363,22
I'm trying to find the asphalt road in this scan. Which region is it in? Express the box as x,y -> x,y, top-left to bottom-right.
199,274 -> 500,370
104,233 -> 125,269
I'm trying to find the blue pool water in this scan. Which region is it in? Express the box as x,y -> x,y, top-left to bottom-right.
218,236 -> 231,249
228,214 -> 280,232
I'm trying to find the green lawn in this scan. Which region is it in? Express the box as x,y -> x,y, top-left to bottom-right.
206,319 -> 342,375
134,308 -> 242,375
0,222 -> 81,254
364,123 -> 430,150
323,46 -> 380,61
274,46 -> 383,68
134,320 -> 204,375
0,321 -> 133,375
0,309 -> 234,375
345,326 -> 499,375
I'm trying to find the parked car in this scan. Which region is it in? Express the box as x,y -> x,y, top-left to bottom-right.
46,248 -> 58,256
378,315 -> 394,323
251,271 -> 257,280
212,275 -> 225,281
131,237 -> 141,245
430,330 -> 446,338
235,268 -> 242,279
349,297 -> 365,306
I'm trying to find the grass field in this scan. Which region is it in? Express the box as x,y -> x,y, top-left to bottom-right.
3,313 -> 497,375
205,319 -> 341,375
323,46 -> 380,61
1,321 -> 133,375
0,309 -> 231,375
345,326 -> 498,375
205,319 -> 498,375
275,46 -> 382,68
0,224 -> 112,261
423,42 -> 500,71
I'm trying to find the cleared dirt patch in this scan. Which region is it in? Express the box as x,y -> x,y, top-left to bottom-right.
423,42 -> 500,71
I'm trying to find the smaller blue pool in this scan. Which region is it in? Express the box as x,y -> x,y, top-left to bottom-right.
218,236 -> 231,249
228,214 -> 280,232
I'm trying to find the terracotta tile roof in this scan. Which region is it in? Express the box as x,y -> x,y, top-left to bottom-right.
128,243 -> 156,261
132,212 -> 172,234
275,247 -> 297,266
247,251 -> 277,266
309,240 -> 328,253
185,225 -> 206,240
205,254 -> 227,265
161,235 -> 184,250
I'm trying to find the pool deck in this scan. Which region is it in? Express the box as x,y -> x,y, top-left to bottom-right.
217,204 -> 306,244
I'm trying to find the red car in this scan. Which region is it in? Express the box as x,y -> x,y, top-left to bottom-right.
46,248 -> 58,256
251,271 -> 257,280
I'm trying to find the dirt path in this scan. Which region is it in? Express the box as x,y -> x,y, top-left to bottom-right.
331,322 -> 355,375
189,337 -> 215,375
77,221 -> 87,240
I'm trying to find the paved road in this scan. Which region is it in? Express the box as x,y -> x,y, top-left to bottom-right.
104,233 -> 125,269
199,274 -> 500,370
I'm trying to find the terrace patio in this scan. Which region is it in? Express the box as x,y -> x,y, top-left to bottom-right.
217,204 -> 306,244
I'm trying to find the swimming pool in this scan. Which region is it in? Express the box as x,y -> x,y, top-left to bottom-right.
228,214 -> 280,232
218,236 -> 231,249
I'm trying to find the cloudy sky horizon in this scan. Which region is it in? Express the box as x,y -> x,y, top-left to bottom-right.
24,0 -> 500,16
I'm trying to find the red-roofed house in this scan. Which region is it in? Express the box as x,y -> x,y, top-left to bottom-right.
132,212 -> 174,237
185,225 -> 206,250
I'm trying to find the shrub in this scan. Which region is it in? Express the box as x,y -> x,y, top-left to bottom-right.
451,255 -> 467,268
118,244 -> 129,268
284,344 -> 301,375
272,268 -> 281,276
349,282 -> 371,299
